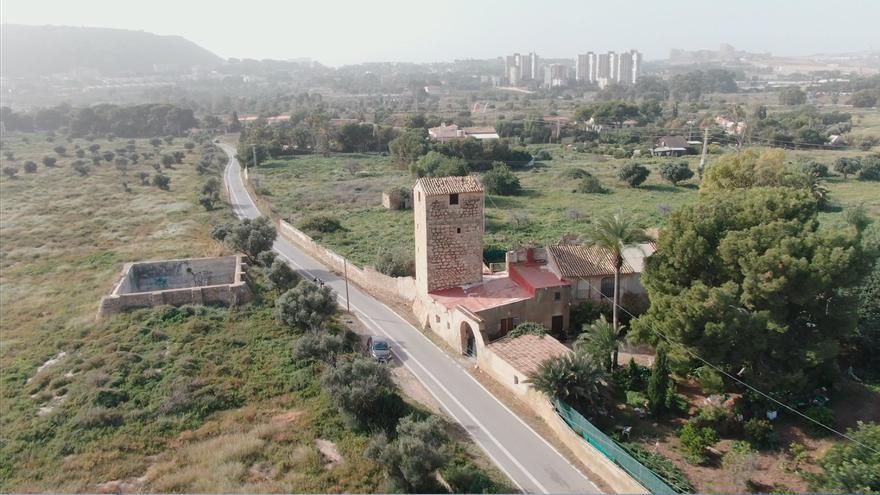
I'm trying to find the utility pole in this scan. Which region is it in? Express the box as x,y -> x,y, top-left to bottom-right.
698,127 -> 709,180
343,258 -> 351,312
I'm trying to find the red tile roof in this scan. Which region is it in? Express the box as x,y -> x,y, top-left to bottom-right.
489,334 -> 571,376
415,176 -> 483,196
429,275 -> 531,312
546,244 -> 636,278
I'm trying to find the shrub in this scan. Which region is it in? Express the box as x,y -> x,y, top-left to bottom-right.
804,406 -> 835,437
23,161 -> 37,173
858,155 -> 880,181
152,173 -> 171,190
812,421 -> 880,493
375,247 -> 415,277
76,406 -> 124,428
559,167 -> 590,179
482,162 -> 522,196
442,462 -> 496,494
569,300 -> 611,337
534,149 -> 552,161
659,160 -> 695,186
366,415 -> 449,492
224,217 -> 277,259
833,156 -> 861,179
292,331 -> 355,363
508,322 -> 547,339
53,145 -> 67,156
300,215 -> 342,234
42,156 -> 57,167
618,162 -> 650,187
527,353 -> 606,412
267,258 -> 298,291
577,175 -> 606,193
625,358 -> 650,392
322,357 -> 404,430
678,423 -> 719,465
2,166 -> 18,178
693,365 -> 725,394
275,280 -> 337,331
620,442 -> 695,493
409,151 -> 469,178
744,418 -> 775,448
625,390 -> 648,408
800,161 -> 829,178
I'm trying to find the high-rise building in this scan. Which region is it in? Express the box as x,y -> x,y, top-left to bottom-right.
583,49 -> 642,87
630,50 -> 642,85
543,64 -> 569,88
503,51 -> 539,85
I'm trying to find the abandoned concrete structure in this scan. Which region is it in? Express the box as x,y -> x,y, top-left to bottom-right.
98,255 -> 251,317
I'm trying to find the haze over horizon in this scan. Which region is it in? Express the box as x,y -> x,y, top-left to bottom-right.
2,0 -> 878,66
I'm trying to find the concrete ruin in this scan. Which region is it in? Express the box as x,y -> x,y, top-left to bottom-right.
97,255 -> 251,317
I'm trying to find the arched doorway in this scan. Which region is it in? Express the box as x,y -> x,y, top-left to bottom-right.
460,322 -> 476,357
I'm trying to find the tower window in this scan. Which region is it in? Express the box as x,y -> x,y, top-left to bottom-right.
449,193 -> 459,205
456,227 -> 461,234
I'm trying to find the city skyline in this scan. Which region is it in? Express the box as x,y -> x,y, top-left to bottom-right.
2,0 -> 878,66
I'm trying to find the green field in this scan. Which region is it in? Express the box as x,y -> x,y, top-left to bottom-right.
249,146 -> 879,268
0,134 -> 509,492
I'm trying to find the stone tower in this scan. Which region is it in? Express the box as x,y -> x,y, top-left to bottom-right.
413,176 -> 484,294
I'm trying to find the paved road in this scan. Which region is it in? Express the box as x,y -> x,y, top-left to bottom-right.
220,144 -> 601,494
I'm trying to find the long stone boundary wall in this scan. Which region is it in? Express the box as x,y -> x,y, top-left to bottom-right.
277,220 -> 417,305
477,344 -> 649,494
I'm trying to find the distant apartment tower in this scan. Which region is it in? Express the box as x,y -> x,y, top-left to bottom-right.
504,51 -> 539,85
544,64 -> 569,88
589,49 -> 642,87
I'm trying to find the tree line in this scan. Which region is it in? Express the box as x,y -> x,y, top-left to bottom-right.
0,103 -> 199,138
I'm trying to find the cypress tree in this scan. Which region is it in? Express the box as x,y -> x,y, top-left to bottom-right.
647,346 -> 670,415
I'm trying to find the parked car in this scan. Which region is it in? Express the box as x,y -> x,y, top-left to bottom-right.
366,336 -> 392,363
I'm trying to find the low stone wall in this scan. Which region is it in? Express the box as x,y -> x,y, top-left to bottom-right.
97,256 -> 252,318
477,342 -> 649,494
277,220 -> 416,305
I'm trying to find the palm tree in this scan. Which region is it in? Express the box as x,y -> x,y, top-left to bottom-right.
527,353 -> 605,409
574,315 -> 618,372
584,212 -> 649,367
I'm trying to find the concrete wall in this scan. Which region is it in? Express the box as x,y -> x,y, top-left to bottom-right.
477,343 -> 648,494
124,256 -> 238,293
414,187 -> 484,293
98,255 -> 251,318
277,220 -> 417,305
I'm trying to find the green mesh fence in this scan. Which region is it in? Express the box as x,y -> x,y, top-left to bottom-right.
554,399 -> 679,495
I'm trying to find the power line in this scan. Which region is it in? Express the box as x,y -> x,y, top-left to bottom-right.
572,273 -> 879,454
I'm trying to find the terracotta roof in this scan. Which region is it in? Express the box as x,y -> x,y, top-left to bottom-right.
429,274 -> 531,312
415,176 -> 483,196
489,334 -> 571,377
546,244 -> 636,278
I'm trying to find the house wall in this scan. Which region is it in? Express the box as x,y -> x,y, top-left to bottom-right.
412,294 -> 486,355
476,285 -> 571,341
414,187 -> 484,293
571,273 -> 645,302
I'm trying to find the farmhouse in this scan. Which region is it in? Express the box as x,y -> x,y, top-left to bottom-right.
545,242 -> 655,303
412,177 -> 571,352
427,123 -> 500,142
652,135 -> 690,156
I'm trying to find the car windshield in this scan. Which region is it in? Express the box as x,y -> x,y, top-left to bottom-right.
372,341 -> 389,351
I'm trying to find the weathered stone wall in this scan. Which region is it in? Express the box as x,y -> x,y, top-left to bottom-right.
414,188 -> 484,293
477,342 -> 648,494
277,220 -> 417,305
97,256 -> 251,318
476,285 -> 571,341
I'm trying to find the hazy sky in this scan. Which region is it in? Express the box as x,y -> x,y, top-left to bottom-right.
2,0 -> 877,66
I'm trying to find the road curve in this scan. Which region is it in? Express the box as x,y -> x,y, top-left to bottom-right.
220,143 -> 601,494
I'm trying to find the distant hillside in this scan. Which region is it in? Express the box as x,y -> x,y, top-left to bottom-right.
0,24 -> 222,76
